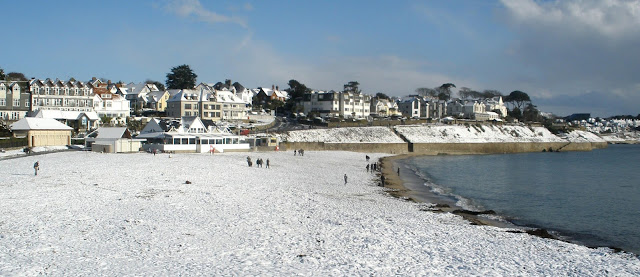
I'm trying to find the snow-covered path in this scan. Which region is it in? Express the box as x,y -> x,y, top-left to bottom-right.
1,151 -> 638,275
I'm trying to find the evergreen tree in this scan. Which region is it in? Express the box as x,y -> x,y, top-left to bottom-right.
166,64 -> 197,89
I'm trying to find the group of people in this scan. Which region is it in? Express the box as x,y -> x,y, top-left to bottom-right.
293,149 -> 305,156
247,156 -> 270,168
366,162 -> 381,173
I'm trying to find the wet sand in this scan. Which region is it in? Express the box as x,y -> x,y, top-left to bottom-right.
380,154 -> 518,228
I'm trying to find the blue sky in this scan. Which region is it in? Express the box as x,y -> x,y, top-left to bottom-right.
2,0 -> 639,117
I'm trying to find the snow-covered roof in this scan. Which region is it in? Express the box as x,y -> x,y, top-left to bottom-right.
34,110 -> 100,121
10,118 -> 73,131
86,127 -> 129,139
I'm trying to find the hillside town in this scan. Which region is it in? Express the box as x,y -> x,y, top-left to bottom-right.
1,65 -> 639,153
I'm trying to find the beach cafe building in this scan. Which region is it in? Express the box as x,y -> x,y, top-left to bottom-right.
138,132 -> 249,153
136,117 -> 249,153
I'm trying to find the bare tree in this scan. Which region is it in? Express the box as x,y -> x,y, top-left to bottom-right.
415,87 -> 438,98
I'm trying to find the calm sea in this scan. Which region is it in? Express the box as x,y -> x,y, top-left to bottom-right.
397,144 -> 640,255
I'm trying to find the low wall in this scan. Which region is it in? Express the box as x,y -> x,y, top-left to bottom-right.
282,142 -> 408,154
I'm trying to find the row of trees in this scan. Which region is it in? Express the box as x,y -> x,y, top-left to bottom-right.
413,83 -> 541,122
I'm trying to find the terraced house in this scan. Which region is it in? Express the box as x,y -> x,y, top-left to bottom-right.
0,80 -> 30,122
29,78 -> 95,114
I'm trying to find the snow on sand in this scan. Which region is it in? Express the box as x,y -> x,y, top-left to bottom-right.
1,151 -> 639,275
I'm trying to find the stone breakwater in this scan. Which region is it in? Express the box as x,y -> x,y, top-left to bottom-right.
280,125 -> 608,155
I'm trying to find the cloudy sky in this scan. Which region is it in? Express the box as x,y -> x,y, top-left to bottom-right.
2,0 -> 639,117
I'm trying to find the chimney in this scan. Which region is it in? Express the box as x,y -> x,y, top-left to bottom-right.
272,84 -> 275,90
108,80 -> 111,84
92,77 -> 97,81
276,85 -> 279,91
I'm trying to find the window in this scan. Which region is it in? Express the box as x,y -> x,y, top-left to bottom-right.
25,101 -> 29,107
13,99 -> 20,106
185,104 -> 191,109
0,85 -> 5,92
0,99 -> 5,106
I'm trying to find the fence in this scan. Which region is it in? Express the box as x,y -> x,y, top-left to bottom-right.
0,137 -> 27,149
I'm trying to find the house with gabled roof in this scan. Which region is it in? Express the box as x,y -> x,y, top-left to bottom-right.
92,83 -> 130,125
254,85 -> 289,106
0,80 -> 30,122
166,88 -> 223,121
115,82 -> 159,111
143,90 -> 170,112
84,127 -> 144,153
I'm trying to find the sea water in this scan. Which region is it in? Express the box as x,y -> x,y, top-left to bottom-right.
398,144 -> 640,255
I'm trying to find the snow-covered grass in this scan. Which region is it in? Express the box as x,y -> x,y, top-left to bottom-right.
565,130 -> 607,143
1,151 -> 638,275
395,124 -> 567,143
0,145 -> 70,159
282,126 -> 405,143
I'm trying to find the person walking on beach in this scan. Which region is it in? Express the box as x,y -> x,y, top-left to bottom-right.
33,161 -> 40,176
366,155 -> 370,162
397,167 -> 400,176
247,156 -> 252,167
294,149 -> 297,156
366,164 -> 370,172
266,159 -> 270,168
381,175 -> 386,186
344,174 -> 348,185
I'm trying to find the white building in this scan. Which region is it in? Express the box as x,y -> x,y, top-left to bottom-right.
93,84 -> 130,125
29,78 -> 95,114
370,98 -> 400,117
482,96 -> 508,117
297,90 -> 371,119
137,117 -> 250,153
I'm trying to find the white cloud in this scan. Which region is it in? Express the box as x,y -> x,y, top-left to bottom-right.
499,0 -> 640,115
502,0 -> 640,38
164,0 -> 248,28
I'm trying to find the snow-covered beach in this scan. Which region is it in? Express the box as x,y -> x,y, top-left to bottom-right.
1,150 -> 639,275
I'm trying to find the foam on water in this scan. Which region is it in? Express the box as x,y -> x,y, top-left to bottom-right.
399,144 -> 640,255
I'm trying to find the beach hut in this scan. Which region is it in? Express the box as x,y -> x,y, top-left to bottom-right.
10,117 -> 73,147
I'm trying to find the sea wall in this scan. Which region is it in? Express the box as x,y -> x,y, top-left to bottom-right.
411,142 -> 605,155
281,141 -> 606,155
